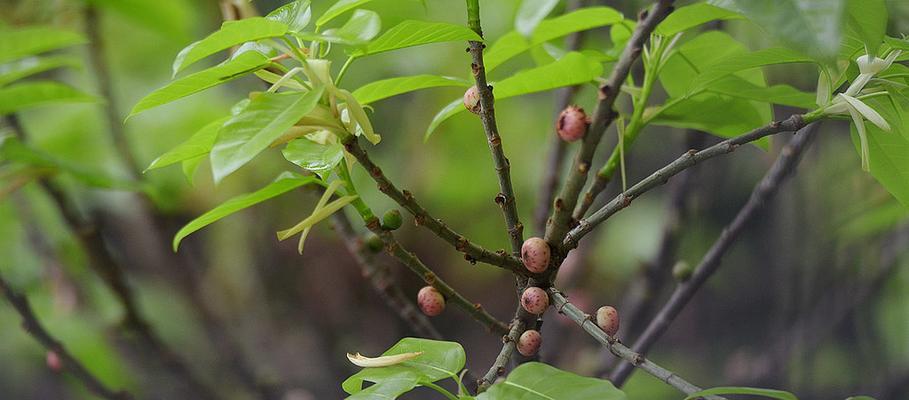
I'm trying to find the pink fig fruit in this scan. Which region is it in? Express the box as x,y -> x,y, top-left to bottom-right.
556,105 -> 588,142
417,286 -> 445,317
596,305 -> 620,336
463,85 -> 482,114
521,287 -> 550,315
517,329 -> 542,357
521,237 -> 550,273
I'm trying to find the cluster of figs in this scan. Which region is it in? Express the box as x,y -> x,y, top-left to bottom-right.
416,236 -> 619,357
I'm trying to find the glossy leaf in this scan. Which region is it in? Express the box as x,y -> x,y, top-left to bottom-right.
515,0 -> 560,37
0,26 -> 86,64
0,81 -> 96,115
844,0 -> 886,56
172,172 -> 319,250
850,97 -> 909,207
707,0 -> 845,62
352,74 -> 470,104
281,137 -> 344,179
300,9 -> 381,45
129,51 -> 271,117
316,0 -> 374,28
356,20 -> 482,56
0,55 -> 82,87
210,88 -> 324,183
343,338 -> 466,395
477,362 -> 626,400
145,117 -> 228,172
172,18 -> 288,76
686,386 -> 797,400
654,2 -> 741,36
266,0 -> 312,32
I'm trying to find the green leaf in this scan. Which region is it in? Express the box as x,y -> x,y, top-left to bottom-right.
356,20 -> 482,56
352,74 -> 470,105
87,0 -> 192,39
477,362 -> 626,400
708,77 -> 817,109
650,94 -> 770,145
0,26 -> 86,64
0,136 -> 138,190
346,375 -> 420,400
850,96 -> 909,207
0,81 -> 96,115
266,0 -> 312,32
129,51 -> 270,117
515,0 -> 560,38
145,117 -> 228,172
343,338 -> 466,395
172,172 -> 319,250
425,52 -> 601,139
172,18 -> 288,76
0,55 -> 82,87
282,137 -> 344,179
316,0 -> 374,28
210,88 -> 324,183
708,0 -> 845,62
485,7 -> 623,72
301,9 -> 381,45
844,0 -> 886,57
685,386 -> 798,400
654,2 -> 741,36
688,47 -> 815,94
838,198 -> 909,241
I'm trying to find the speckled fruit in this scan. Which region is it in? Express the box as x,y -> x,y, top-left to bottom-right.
517,329 -> 542,357
521,237 -> 550,273
556,105 -> 588,142
46,351 -> 62,372
417,286 -> 445,317
463,85 -> 481,114
596,305 -> 620,336
521,287 -> 550,315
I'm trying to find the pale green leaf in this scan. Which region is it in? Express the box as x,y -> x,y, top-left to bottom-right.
0,81 -> 96,115
516,0 -> 560,37
145,117 -> 229,172
477,362 -> 626,400
343,338 -> 466,395
844,0 -> 886,56
654,2 -> 741,36
172,18 -> 288,76
172,172 -> 319,250
87,0 -> 192,39
0,26 -> 85,64
276,194 -> 357,240
266,0 -> 312,32
850,97 -> 909,207
689,47 -> 815,94
129,51 -> 270,117
281,137 -> 344,178
357,20 -> 481,56
0,136 -> 138,190
299,9 -> 381,45
316,0 -> 374,28
352,74 -> 470,105
686,386 -> 797,400
210,88 -> 324,183
0,55 -> 81,87
424,97 -> 463,141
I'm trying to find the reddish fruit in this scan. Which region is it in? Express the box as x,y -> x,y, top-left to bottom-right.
46,351 -> 62,372
596,305 -> 620,336
517,329 -> 542,357
417,286 -> 445,317
521,287 -> 550,315
556,105 -> 588,142
463,85 -> 481,114
521,237 -> 550,273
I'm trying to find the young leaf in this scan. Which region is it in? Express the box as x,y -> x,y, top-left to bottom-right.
0,55 -> 82,87
342,338 -> 466,395
352,75 -> 470,105
145,117 -> 229,172
210,87 -> 325,183
265,0 -> 312,32
654,2 -> 741,36
424,98 -> 463,141
172,17 -> 288,76
515,0 -> 560,38
281,137 -> 344,179
685,386 -> 798,400
477,362 -> 626,400
276,194 -> 358,241
172,172 -> 319,250
844,0 -> 886,56
316,0 -> 374,28
129,51 -> 270,118
707,0 -> 845,62
355,20 -> 482,56
0,26 -> 86,64
299,9 -> 381,45
0,81 -> 96,114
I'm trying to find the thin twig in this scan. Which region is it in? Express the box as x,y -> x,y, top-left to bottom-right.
610,123 -> 818,386
0,274 -> 134,400
331,212 -> 443,340
360,215 -> 509,335
533,0 -> 587,236
548,288 -> 723,399
477,316 -> 526,392
564,114 -> 812,250
343,138 -> 528,275
545,0 -> 676,246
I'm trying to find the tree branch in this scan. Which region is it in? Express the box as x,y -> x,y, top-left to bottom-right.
331,212 -> 443,340
544,0 -> 676,246
609,123 -> 818,386
0,274 -> 134,400
564,114 -> 812,250
343,138 -> 529,276
476,316 -> 526,392
548,288 -> 723,398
